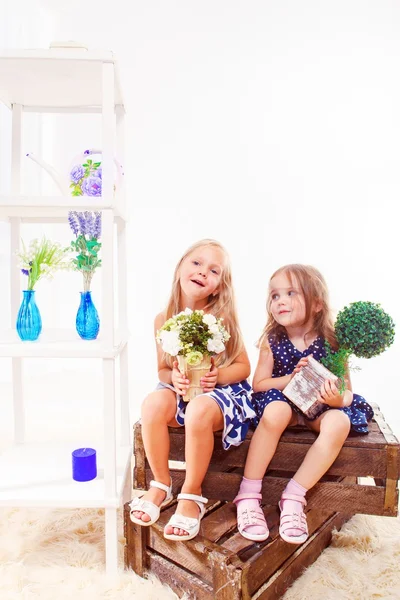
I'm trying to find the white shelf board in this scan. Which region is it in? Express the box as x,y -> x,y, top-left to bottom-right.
0,328 -> 128,358
0,195 -> 127,222
0,48 -> 125,110
0,442 -> 131,508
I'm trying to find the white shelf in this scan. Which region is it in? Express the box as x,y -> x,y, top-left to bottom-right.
0,442 -> 131,508
2,47 -> 130,574
0,195 -> 127,222
0,329 -> 128,358
0,49 -> 125,110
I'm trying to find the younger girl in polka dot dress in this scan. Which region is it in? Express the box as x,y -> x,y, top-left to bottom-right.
234,264 -> 373,545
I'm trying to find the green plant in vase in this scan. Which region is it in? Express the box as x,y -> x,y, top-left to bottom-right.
68,211 -> 102,340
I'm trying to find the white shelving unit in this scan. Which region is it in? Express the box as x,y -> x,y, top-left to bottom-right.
0,48 -> 131,575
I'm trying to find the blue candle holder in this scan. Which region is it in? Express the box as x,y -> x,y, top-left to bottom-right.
72,448 -> 97,482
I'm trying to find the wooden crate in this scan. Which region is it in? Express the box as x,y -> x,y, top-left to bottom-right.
124,404 -> 399,598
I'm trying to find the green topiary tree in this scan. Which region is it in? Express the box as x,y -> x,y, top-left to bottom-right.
322,301 -> 395,390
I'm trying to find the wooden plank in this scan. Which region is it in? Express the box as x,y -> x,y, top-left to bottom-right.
169,439 -> 391,477
383,445 -> 399,516
200,501 -> 238,542
167,422 -> 388,449
154,470 -> 387,515
133,421 -> 146,489
147,551 -> 214,599
374,406 -> 400,444
255,513 -> 349,600
209,551 -> 243,600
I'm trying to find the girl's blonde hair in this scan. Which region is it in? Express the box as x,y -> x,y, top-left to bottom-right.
164,239 -> 244,367
258,264 -> 337,350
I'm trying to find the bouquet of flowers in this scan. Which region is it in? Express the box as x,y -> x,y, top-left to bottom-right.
17,237 -> 71,290
283,301 -> 395,418
156,308 -> 230,402
68,211 -> 102,291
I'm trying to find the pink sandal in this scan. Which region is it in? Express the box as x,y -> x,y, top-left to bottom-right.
278,492 -> 308,544
233,492 -> 269,542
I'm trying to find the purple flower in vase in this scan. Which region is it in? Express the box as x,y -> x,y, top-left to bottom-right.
70,164 -> 85,184
68,211 -> 79,236
75,212 -> 88,236
81,175 -> 102,197
84,211 -> 95,237
93,212 -> 102,238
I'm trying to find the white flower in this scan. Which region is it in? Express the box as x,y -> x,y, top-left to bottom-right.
207,336 -> 225,354
158,329 -> 182,356
209,323 -> 220,335
203,314 -> 217,327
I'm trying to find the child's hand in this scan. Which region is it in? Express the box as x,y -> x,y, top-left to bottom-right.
200,357 -> 218,392
291,356 -> 309,378
317,379 -> 342,406
172,361 -> 190,396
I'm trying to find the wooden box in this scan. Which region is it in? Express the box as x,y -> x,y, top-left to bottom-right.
124,404 -> 399,599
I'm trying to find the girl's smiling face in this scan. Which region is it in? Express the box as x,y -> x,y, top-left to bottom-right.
179,245 -> 224,306
269,272 -> 307,328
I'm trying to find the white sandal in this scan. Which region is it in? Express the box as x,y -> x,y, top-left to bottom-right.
163,492 -> 208,541
129,479 -> 173,526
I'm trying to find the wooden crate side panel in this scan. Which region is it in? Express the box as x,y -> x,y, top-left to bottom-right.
209,551 -> 243,600
123,503 -> 149,576
156,469 -> 389,515
146,504 -> 237,585
255,512 -> 349,600
133,421 -> 146,489
147,551 -> 215,600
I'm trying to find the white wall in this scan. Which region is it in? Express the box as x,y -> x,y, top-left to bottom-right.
1,0 -> 399,435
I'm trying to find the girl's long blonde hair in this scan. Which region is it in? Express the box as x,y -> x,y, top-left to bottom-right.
164,239 -> 244,367
258,264 -> 337,350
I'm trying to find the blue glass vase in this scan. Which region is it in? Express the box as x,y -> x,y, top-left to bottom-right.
76,291 -> 100,340
16,290 -> 42,341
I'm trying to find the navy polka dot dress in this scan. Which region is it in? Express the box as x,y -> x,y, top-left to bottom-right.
252,333 -> 374,434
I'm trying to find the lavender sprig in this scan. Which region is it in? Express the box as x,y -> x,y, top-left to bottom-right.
68,211 -> 102,292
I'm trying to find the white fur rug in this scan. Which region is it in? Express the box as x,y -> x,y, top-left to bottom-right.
0,506 -> 399,599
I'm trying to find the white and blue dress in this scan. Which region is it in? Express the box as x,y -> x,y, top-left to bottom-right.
157,378 -> 256,450
251,334 -> 374,434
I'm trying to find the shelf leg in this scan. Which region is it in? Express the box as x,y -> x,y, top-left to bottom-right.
105,506 -> 119,575
10,103 -> 25,444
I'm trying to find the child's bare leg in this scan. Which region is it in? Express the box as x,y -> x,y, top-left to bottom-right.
131,389 -> 178,523
236,401 -> 294,538
245,401 -> 294,479
280,409 -> 350,539
164,395 -> 223,536
293,409 -> 351,488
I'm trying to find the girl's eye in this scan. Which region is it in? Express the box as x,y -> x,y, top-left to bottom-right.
288,290 -> 296,297
271,294 -> 279,300
211,269 -> 219,275
193,260 -> 200,266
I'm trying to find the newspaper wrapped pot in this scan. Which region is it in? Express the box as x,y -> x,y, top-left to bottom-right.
177,354 -> 212,402
283,356 -> 339,419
